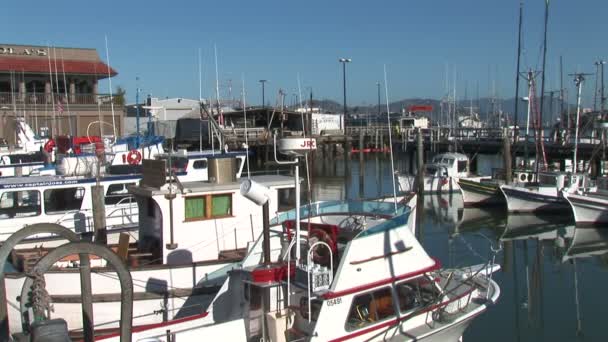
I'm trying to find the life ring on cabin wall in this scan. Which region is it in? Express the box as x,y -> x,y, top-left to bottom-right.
43,139 -> 55,153
127,150 -> 142,165
309,228 -> 334,266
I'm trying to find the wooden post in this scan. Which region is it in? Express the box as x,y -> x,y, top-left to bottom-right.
92,184 -> 107,243
503,127 -> 512,184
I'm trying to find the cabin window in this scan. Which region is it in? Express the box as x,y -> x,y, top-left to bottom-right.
457,160 -> 467,173
192,160 -> 207,170
0,190 -> 41,219
395,277 -> 440,313
105,183 -> 135,205
345,287 -> 395,331
185,196 -> 206,220
184,193 -> 233,221
211,194 -> 232,217
44,187 -> 85,214
277,188 -> 296,212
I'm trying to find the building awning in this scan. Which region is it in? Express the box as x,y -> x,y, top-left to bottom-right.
0,56 -> 117,77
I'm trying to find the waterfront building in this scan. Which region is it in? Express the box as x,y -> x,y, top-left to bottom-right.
0,44 -> 124,144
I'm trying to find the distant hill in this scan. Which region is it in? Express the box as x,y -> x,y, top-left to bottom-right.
308,96 -> 572,126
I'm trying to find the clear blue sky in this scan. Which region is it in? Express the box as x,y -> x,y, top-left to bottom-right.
3,0 -> 607,107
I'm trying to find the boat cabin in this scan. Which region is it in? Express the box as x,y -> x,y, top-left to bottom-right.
425,152 -> 469,178
157,150 -> 247,183
0,174 -> 140,240
128,157 -> 296,265
537,171 -> 592,191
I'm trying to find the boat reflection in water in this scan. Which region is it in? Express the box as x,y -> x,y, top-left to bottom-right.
498,211 -> 608,342
424,193 -> 464,225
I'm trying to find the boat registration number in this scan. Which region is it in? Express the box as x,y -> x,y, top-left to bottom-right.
327,298 -> 342,306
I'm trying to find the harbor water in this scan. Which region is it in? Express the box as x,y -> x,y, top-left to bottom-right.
305,151 -> 608,342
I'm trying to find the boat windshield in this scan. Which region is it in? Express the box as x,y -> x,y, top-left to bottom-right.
271,200 -> 408,225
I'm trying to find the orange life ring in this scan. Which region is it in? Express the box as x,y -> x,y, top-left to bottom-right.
126,150 -> 142,165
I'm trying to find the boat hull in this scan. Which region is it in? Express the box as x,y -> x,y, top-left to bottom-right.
564,192 -> 608,227
500,185 -> 569,213
5,260 -> 235,334
458,178 -> 505,207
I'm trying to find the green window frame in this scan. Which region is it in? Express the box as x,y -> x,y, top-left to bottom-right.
184,193 -> 232,221
185,196 -> 206,221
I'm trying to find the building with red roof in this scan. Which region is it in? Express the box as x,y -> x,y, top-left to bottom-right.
0,44 -> 124,143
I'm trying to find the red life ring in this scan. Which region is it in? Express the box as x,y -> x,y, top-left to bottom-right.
126,150 -> 142,165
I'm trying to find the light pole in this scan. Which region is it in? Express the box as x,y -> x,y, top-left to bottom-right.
259,79 -> 268,128
376,82 -> 381,123
339,58 -> 351,131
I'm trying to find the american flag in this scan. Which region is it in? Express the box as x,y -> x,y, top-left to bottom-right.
56,98 -> 64,114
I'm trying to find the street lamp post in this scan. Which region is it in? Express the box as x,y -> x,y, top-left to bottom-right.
339,58 -> 351,131
376,82 -> 381,123
259,79 -> 268,128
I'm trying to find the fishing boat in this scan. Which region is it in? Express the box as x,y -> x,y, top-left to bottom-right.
563,176 -> 608,227
457,169 -> 539,207
88,188 -> 500,342
398,152 -> 470,194
0,119 -> 48,178
500,171 -> 592,213
3,156 -> 292,334
0,151 -> 247,245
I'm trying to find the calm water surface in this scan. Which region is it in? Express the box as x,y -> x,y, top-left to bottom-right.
306,152 -> 608,342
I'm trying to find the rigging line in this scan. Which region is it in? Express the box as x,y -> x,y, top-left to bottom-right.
53,47 -> 61,135
60,50 -> 73,136
46,44 -> 56,137
242,75 -> 251,178
383,64 -> 398,212
104,35 -> 117,139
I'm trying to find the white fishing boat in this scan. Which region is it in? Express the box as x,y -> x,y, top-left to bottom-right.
3,156 -> 294,335
563,176 -> 608,227
0,152 -> 247,245
398,152 -> 470,194
457,169 -> 537,207
88,189 -> 499,342
0,118 -> 48,178
500,172 -> 592,213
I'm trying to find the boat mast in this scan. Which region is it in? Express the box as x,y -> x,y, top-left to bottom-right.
104,36 -> 117,139
383,65 -> 398,212
536,0 -> 550,176
572,73 -> 587,173
513,1 -> 524,142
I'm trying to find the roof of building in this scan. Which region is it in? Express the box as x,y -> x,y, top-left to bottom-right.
0,56 -> 117,77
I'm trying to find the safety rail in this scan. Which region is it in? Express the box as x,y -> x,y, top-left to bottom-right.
0,92 -> 122,105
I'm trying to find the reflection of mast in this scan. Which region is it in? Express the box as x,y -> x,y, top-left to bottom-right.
573,259 -> 582,336
512,240 -> 523,342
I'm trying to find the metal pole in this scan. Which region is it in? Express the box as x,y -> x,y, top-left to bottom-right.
601,61 -> 606,116
294,159 -> 301,261
342,62 -> 346,131
513,2 -> 523,141
339,58 -> 351,132
574,75 -> 584,172
536,0 -> 549,176
377,82 -> 381,121
135,77 -> 140,148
